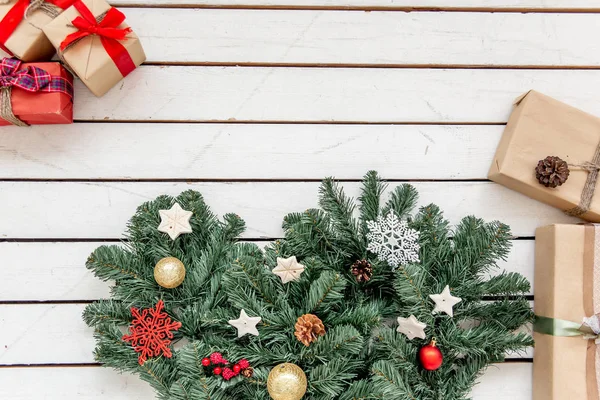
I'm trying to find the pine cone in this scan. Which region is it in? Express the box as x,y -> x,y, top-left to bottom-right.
294,314 -> 326,346
241,367 -> 254,378
351,259 -> 373,283
535,156 -> 570,188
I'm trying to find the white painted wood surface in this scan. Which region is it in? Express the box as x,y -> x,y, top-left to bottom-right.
122,9 -> 600,66
74,67 -> 600,122
0,182 -> 578,239
0,124 -> 502,179
0,240 -> 534,301
2,0 -> 592,398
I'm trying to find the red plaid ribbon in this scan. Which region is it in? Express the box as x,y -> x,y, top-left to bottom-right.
0,0 -> 76,55
0,57 -> 73,96
60,1 -> 136,77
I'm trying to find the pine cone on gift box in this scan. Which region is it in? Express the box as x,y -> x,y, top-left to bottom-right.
535,156 -> 570,188
351,259 -> 373,283
294,314 -> 326,346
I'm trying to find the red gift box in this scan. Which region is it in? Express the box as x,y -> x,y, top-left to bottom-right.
0,58 -> 73,126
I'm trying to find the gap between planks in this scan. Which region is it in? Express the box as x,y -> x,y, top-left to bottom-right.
0,295 -> 535,305
71,120 -> 507,125
110,3 -> 600,13
0,360 -> 533,368
142,61 -> 600,70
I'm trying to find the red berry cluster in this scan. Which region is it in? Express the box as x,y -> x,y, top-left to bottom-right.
201,352 -> 252,381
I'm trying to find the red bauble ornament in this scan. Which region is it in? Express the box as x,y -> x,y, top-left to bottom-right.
233,364 -> 242,374
202,357 -> 211,367
213,367 -> 222,375
419,340 -> 443,371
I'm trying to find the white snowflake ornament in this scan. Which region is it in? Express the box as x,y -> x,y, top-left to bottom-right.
366,212 -> 420,269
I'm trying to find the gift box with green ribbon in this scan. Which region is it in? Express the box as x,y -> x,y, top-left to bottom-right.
534,224 -> 600,399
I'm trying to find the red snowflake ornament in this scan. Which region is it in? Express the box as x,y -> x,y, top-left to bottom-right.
122,300 -> 182,365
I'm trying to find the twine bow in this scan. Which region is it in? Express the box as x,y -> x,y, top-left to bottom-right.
0,58 -> 74,127
566,145 -> 600,217
59,1 -> 136,77
0,0 -> 76,54
24,0 -> 76,19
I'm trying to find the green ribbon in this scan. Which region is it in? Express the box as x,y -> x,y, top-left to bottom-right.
535,315 -> 596,337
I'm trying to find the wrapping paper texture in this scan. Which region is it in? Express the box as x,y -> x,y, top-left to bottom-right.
0,61 -> 73,126
489,91 -> 600,222
42,0 -> 145,97
534,224 -> 596,400
0,0 -> 57,61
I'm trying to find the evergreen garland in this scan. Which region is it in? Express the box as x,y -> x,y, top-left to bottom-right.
83,172 -> 533,400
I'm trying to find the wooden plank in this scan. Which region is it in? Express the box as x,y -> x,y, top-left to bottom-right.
71,67 -> 600,122
0,240 -> 534,301
0,242 -> 110,301
0,363 -> 531,399
0,304 -> 533,365
112,0 -> 600,10
0,304 -> 95,365
0,182 -> 577,240
0,124 -> 502,180
471,363 -> 532,399
122,9 -> 600,66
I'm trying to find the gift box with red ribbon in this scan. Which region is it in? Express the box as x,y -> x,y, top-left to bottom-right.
0,58 -> 73,126
42,0 -> 145,97
0,0 -> 77,61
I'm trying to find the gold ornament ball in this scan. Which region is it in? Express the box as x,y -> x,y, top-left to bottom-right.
267,363 -> 307,400
154,257 -> 186,288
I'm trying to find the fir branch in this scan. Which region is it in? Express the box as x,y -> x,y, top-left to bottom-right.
319,177 -> 364,254
358,171 -> 386,233
381,184 -> 419,220
305,271 -> 346,314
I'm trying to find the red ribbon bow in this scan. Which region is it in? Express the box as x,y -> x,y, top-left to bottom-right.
0,0 -> 76,55
60,1 -> 136,77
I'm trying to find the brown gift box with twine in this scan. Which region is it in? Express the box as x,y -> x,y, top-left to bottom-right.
0,0 -> 76,62
534,224 -> 600,399
42,0 -> 145,97
489,91 -> 600,222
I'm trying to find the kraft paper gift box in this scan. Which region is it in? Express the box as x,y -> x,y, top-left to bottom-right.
489,91 -> 600,222
0,58 -> 73,126
42,0 -> 146,97
534,224 -> 600,400
0,0 -> 76,61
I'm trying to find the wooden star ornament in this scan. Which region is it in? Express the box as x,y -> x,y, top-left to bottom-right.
158,203 -> 193,240
396,314 -> 427,340
272,256 -> 305,284
228,309 -> 261,338
429,285 -> 462,317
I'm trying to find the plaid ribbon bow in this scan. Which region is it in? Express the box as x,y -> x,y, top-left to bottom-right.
0,58 -> 73,126
59,1 -> 136,77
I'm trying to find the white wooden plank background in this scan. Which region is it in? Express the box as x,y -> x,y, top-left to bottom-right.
0,240 -> 534,301
1,0 -> 591,398
0,182 -> 579,239
122,10 -> 600,66
73,68 -> 600,122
